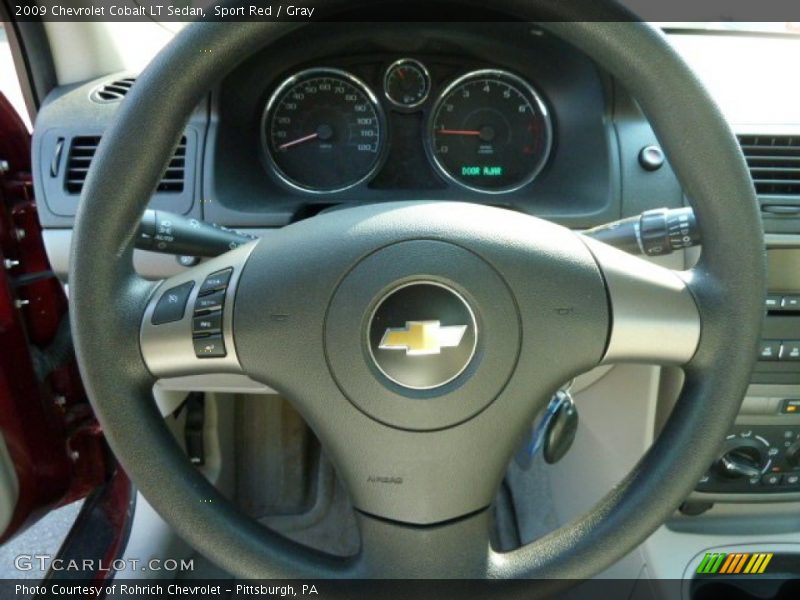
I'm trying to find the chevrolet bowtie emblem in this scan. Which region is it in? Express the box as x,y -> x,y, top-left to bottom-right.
379,321 -> 468,356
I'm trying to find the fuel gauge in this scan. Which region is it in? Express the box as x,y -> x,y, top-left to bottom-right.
384,59 -> 431,109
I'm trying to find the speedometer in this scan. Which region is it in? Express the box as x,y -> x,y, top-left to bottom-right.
263,68 -> 385,193
427,69 -> 552,193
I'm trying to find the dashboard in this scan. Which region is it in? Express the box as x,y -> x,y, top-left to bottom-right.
261,63 -> 551,195
205,22 -> 621,228
33,22 -> 682,236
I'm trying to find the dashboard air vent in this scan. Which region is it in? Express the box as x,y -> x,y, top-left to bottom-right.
90,77 -> 136,103
738,135 -> 800,196
65,135 -> 187,194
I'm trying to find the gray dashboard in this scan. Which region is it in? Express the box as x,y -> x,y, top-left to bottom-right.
32,22 -> 687,234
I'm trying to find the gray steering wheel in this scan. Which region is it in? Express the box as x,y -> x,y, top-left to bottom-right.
69,0 -> 765,589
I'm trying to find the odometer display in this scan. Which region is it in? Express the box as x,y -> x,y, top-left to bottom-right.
428,70 -> 552,193
264,68 -> 385,193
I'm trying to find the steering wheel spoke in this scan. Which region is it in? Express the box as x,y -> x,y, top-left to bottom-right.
351,509 -> 494,578
583,237 -> 701,366
139,242 -> 257,380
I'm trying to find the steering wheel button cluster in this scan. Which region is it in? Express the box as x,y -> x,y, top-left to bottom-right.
151,281 -> 194,325
198,268 -> 233,295
192,268 -> 233,357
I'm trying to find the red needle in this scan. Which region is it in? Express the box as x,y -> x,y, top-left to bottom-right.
278,132 -> 319,150
437,129 -> 481,136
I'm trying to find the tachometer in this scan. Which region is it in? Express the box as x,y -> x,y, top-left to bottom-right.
264,68 -> 385,193
427,69 -> 552,193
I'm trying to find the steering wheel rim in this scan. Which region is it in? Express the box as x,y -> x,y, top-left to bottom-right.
69,0 -> 765,587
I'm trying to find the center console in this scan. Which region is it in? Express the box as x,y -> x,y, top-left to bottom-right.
694,247 -> 800,500
754,249 -> 800,383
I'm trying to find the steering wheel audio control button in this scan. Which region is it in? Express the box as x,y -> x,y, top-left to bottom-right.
193,312 -> 222,335
199,268 -> 232,295
141,243 -> 254,377
151,281 -> 194,325
193,334 -> 226,358
194,290 -> 225,313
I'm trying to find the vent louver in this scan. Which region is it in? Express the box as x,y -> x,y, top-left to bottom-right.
64,135 -> 187,194
738,135 -> 800,196
90,77 -> 136,103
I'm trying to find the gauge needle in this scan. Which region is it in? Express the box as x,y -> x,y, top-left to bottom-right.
436,129 -> 482,136
278,132 -> 319,150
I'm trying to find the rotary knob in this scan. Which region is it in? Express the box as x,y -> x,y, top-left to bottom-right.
785,438 -> 800,468
716,437 -> 769,480
639,207 -> 699,256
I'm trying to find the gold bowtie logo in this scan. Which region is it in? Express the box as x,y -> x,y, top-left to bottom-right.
379,321 -> 467,356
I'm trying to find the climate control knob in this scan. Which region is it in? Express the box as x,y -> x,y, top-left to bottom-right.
785,438 -> 800,468
716,437 -> 769,480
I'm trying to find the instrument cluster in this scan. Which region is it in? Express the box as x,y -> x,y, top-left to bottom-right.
261,59 -> 553,195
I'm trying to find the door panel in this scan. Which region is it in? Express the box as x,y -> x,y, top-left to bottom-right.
0,90 -> 110,542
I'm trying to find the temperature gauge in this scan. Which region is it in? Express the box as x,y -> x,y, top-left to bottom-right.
384,59 -> 431,109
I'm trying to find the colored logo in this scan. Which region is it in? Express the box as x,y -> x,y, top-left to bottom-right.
379,321 -> 467,356
696,552 -> 773,575
368,282 -> 477,390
